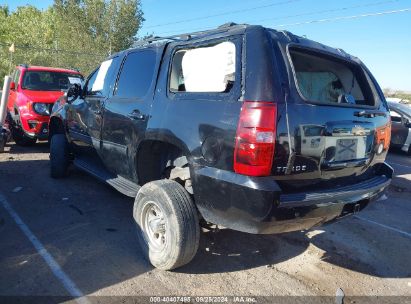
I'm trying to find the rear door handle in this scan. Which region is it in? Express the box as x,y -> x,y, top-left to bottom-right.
128,110 -> 145,120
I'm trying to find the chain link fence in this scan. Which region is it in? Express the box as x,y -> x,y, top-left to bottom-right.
0,42 -> 107,79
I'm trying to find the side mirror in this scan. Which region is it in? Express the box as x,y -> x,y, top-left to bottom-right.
66,84 -> 81,103
10,82 -> 15,90
404,118 -> 411,128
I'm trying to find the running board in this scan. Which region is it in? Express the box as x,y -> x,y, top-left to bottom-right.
73,158 -> 140,197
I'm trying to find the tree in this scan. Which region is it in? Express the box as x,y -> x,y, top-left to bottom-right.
52,0 -> 144,74
0,6 -> 11,78
0,0 -> 144,80
105,0 -> 144,53
6,6 -> 55,66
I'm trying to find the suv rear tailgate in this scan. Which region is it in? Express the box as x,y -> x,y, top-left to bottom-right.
270,35 -> 391,193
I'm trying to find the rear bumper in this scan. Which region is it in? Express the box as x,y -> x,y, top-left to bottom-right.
279,175 -> 390,208
193,162 -> 393,234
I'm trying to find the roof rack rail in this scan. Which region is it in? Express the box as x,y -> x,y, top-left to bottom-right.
218,22 -> 238,28
133,22 -> 244,47
336,48 -> 350,58
279,30 -> 300,43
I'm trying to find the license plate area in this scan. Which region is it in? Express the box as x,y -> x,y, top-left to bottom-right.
335,138 -> 358,161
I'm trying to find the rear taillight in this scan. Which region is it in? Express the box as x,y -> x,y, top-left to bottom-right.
234,101 -> 277,176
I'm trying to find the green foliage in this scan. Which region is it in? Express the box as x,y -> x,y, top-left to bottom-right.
390,93 -> 411,103
0,0 -> 143,80
384,88 -> 411,103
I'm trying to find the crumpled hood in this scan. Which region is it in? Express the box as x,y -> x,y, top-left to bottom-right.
22,90 -> 65,103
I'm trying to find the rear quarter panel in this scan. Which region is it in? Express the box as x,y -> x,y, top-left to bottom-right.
146,35 -> 245,172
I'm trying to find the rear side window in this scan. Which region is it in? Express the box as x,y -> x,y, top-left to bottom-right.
169,41 -> 236,93
115,50 -> 157,99
289,48 -> 375,106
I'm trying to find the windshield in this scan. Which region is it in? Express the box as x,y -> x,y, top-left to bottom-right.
22,71 -> 83,91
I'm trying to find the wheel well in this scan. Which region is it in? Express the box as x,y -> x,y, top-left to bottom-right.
136,140 -> 190,187
49,117 -> 65,140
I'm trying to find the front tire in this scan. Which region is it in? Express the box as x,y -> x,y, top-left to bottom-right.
11,126 -> 37,146
133,179 -> 200,270
50,134 -> 70,178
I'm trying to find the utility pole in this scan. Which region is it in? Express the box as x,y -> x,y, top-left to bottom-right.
8,43 -> 15,73
55,40 -> 59,66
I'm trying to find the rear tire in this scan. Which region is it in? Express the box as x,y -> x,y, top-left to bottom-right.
50,134 -> 70,178
133,179 -> 200,270
11,127 -> 37,146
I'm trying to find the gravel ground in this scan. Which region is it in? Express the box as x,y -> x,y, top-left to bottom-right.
0,142 -> 410,304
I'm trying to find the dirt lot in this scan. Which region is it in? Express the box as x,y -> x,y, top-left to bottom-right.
0,142 -> 410,303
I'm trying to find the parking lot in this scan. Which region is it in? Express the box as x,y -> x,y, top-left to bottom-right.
0,142 -> 410,303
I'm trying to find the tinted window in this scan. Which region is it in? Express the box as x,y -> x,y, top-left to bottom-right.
115,50 -> 157,99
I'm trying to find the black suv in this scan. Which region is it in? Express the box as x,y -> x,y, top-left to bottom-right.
49,23 -> 393,270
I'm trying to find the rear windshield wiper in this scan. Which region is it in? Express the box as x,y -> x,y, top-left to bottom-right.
354,110 -> 387,118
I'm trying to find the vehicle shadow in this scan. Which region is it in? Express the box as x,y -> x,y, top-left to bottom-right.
1,157 -> 410,298
179,229 -> 309,274
180,213 -> 410,278
6,141 -> 49,155
308,174 -> 411,278
389,176 -> 411,196
389,146 -> 410,156
308,146 -> 411,279
0,159 -> 151,296
308,218 -> 411,278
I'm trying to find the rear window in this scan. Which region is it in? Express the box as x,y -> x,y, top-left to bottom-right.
289,48 -> 375,107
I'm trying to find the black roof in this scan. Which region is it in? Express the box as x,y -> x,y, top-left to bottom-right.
133,22 -> 248,48
109,22 -> 356,63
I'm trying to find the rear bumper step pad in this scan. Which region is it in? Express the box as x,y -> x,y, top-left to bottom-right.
280,175 -> 390,207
